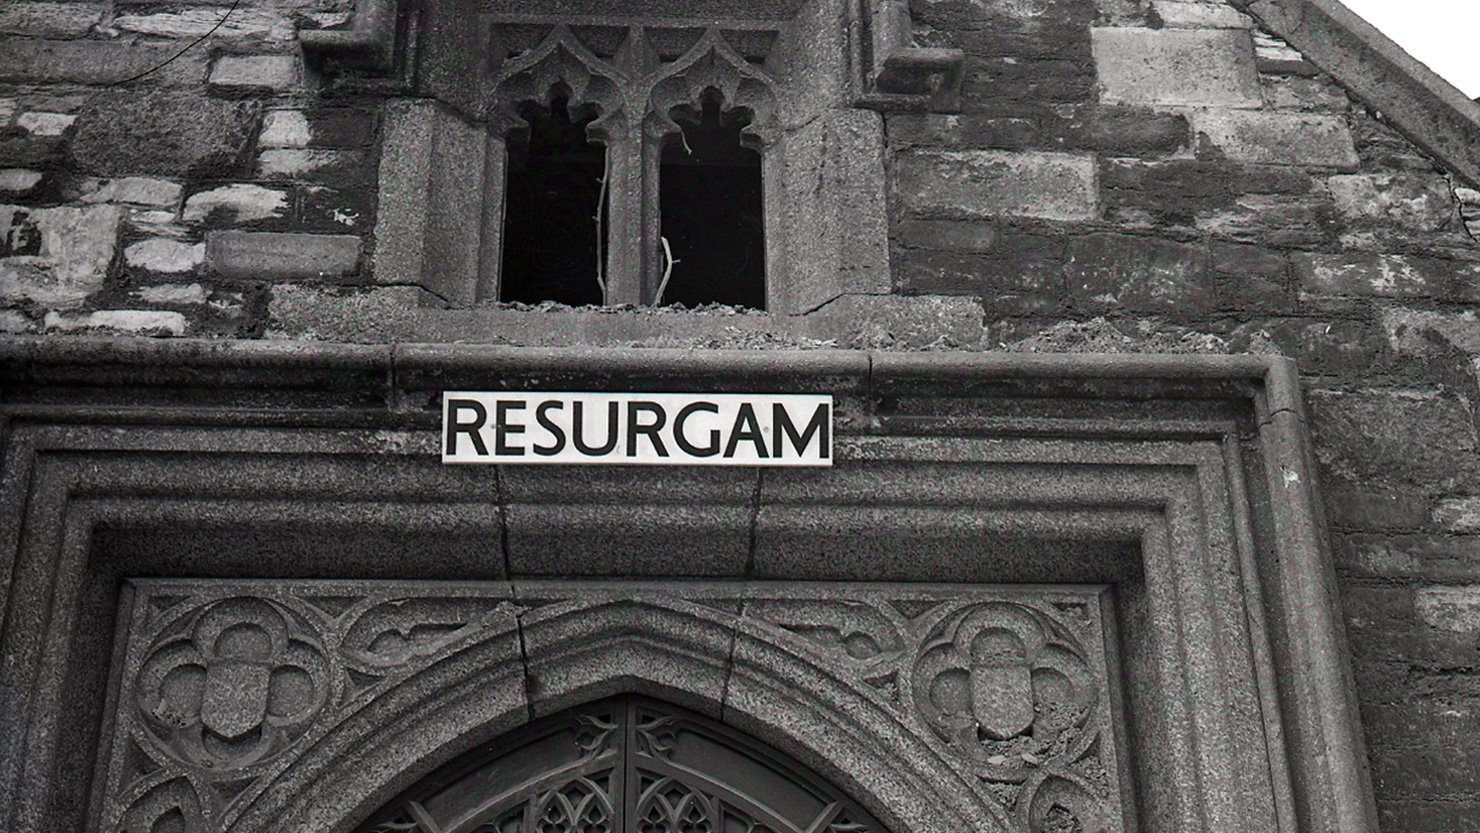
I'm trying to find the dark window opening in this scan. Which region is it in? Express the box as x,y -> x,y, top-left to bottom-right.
501,92 -> 607,306
658,89 -> 766,310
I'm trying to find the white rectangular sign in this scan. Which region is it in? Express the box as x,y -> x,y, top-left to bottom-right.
442,392 -> 833,466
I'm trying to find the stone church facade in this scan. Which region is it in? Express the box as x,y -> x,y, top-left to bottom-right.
3,0 -> 1480,831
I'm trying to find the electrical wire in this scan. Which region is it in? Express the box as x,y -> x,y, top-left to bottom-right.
110,0 -> 243,86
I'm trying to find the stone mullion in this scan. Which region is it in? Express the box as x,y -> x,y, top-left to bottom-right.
599,124 -> 647,306
639,127 -> 666,305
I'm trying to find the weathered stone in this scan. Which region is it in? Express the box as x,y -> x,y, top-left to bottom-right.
1261,75 -> 1351,112
1337,534 -> 1480,582
1066,233 -> 1210,312
80,177 -> 183,207
0,169 -> 44,198
1252,31 -> 1316,75
1191,110 -> 1359,169
207,231 -> 361,280
111,9 -> 294,41
0,38 -> 202,85
301,108 -> 376,148
896,218 -> 999,252
0,2 -> 105,37
1296,252 -> 1480,301
1071,106 -> 1189,154
1196,193 -> 1338,247
1456,187 -> 1480,238
125,239 -> 205,274
71,91 -> 257,178
373,99 -> 487,304
134,282 -> 209,305
1328,173 -> 1458,233
895,149 -> 1098,222
1149,1 -> 1251,28
1379,307 -> 1480,357
0,309 -> 33,332
43,309 -> 186,336
182,184 -> 289,224
1308,389 -> 1479,492
1091,27 -> 1261,107
803,294 -> 986,349
1433,499 -> 1480,534
0,134 -> 65,169
887,112 -> 1041,150
1184,110 -> 1355,170
267,284 -> 425,341
1321,482 -> 1432,530
259,110 -> 311,148
896,239 -> 1064,298
208,54 -> 299,93
0,203 -> 122,305
1414,587 -> 1480,633
257,149 -> 361,180
16,111 -> 74,137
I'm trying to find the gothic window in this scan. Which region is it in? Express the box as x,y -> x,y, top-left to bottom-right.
354,697 -> 887,833
483,24 -> 780,310
358,1 -> 963,314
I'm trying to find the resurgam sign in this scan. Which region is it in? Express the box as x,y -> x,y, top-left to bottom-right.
442,392 -> 833,466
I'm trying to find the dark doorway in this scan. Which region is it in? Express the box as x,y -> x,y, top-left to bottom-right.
355,697 -> 885,833
658,90 -> 766,310
501,93 -> 608,307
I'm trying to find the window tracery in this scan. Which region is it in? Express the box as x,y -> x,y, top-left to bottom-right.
317,1 -> 961,313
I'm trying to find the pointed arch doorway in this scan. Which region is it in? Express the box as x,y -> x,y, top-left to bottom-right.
356,697 -> 886,833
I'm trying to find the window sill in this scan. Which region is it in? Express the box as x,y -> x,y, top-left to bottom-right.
265,285 -> 986,349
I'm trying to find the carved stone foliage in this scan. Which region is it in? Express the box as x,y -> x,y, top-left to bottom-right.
745,592 -> 1121,831
99,582 -> 1124,833
101,588 -> 521,833
486,25 -> 782,146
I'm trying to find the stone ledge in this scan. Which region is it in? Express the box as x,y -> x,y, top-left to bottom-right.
264,286 -> 986,349
207,231 -> 362,280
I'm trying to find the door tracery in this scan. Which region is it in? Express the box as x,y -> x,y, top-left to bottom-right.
357,698 -> 886,833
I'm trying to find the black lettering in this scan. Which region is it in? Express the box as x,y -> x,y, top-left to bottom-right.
627,401 -> 669,457
724,403 -> 769,458
773,402 -> 830,459
495,400 -> 527,455
533,400 -> 566,456
572,400 -> 620,455
674,401 -> 720,457
445,398 -> 489,456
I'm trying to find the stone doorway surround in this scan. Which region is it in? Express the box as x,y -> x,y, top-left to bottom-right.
0,338 -> 1376,833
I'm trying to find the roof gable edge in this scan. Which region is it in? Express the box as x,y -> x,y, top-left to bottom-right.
1235,0 -> 1480,189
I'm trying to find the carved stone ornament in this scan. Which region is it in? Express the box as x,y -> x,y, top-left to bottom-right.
0,342 -> 1380,833
98,581 -> 1126,833
300,0 -> 962,113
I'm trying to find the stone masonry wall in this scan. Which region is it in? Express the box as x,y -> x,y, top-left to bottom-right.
0,0 -> 371,338
896,2 -> 1480,830
4,0 -> 1480,829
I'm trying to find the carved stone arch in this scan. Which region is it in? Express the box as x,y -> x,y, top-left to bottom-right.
371,5 -> 894,312
486,25 -> 629,144
645,29 -> 782,148
352,696 -> 891,833
204,593 -> 1002,833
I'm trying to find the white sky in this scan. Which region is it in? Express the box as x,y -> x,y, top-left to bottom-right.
1339,0 -> 1480,98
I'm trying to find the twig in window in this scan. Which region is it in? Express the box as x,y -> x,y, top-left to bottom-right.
655,235 -> 680,305
594,146 -> 610,300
